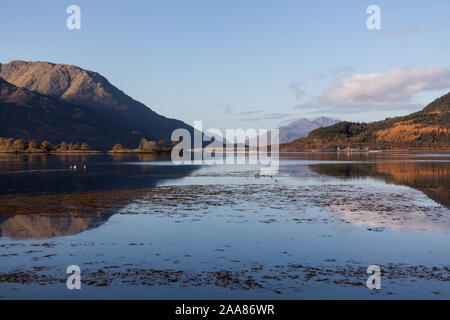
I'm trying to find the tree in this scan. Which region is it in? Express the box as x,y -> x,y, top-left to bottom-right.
139,138 -> 149,150
41,141 -> 54,152
5,138 -> 14,149
112,143 -> 123,151
13,139 -> 27,151
81,142 -> 89,150
59,141 -> 68,151
139,138 -> 159,152
28,140 -> 39,149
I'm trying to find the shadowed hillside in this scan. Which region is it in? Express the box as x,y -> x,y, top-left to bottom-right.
0,78 -> 140,149
0,60 -> 194,149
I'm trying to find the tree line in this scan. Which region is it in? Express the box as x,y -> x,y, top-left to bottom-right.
0,137 -> 89,152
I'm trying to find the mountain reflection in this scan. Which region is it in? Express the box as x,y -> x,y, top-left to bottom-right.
309,160 -> 450,209
0,154 -> 200,239
0,213 -> 111,240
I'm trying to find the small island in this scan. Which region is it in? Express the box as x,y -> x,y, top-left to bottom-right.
108,138 -> 175,154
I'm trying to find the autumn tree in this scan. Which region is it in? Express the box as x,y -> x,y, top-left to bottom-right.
139,138 -> 159,152
0,138 -> 15,150
28,140 -> 39,150
112,143 -> 123,151
59,141 -> 68,151
139,138 -> 149,150
41,141 -> 54,152
81,142 -> 89,150
13,139 -> 27,151
5,138 -> 14,149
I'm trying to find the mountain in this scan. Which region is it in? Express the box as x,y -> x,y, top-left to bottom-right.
0,60 -> 193,148
281,92 -> 450,151
277,117 -> 339,143
0,77 -> 142,149
247,117 -> 339,146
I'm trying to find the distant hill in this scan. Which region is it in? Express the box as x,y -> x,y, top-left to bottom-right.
278,117 -> 340,143
281,93 -> 450,151
247,116 -> 339,146
0,60 -> 194,149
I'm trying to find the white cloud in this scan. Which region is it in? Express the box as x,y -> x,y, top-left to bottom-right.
322,67 -> 450,104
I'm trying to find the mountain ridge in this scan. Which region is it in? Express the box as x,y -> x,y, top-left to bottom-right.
281,92 -> 450,151
246,116 -> 339,146
0,60 -> 195,148
277,117 -> 340,143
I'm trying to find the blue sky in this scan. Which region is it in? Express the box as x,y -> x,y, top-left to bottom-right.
1,0 -> 449,132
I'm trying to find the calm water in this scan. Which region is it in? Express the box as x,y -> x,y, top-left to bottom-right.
0,152 -> 449,299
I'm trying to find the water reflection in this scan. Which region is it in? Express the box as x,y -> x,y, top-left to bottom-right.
1,152 -> 449,240
309,160 -> 450,209
0,153 -> 200,194
305,158 -> 450,232
0,153 -> 449,299
0,213 -> 111,240
0,153 -> 201,239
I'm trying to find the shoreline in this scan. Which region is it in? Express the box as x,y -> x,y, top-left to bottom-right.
1,149 -> 450,155
0,150 -> 103,154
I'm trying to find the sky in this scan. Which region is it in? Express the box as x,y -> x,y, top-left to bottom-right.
1,0 -> 449,133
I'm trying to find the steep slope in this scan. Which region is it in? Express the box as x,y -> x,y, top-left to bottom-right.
281,92 -> 450,151
0,78 -> 139,149
0,60 -> 193,147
